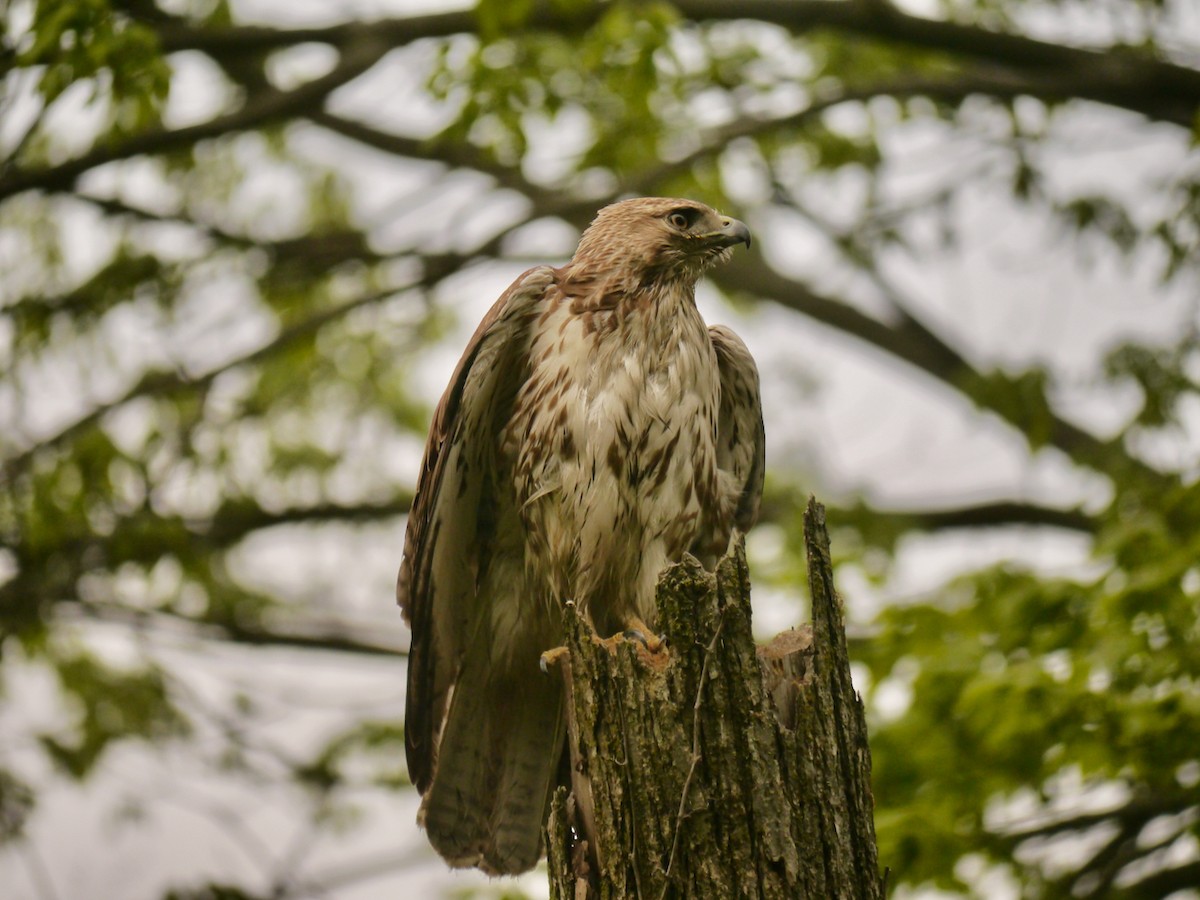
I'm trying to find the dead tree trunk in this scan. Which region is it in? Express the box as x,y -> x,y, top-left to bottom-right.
545,498 -> 884,899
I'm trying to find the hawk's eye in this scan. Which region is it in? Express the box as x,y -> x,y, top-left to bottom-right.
667,209 -> 697,230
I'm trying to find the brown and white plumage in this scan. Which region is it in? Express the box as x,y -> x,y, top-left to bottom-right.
397,197 -> 763,874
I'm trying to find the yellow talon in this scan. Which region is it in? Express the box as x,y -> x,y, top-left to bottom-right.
623,615 -> 667,653
540,645 -> 570,672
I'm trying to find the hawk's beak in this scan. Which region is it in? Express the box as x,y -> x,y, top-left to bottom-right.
709,217 -> 752,250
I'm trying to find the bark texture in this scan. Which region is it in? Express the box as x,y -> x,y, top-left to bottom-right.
545,498 -> 883,899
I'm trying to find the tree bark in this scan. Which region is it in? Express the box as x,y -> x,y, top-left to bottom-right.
544,498 -> 883,899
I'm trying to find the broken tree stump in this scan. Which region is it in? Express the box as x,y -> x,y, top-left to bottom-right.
545,498 -> 884,899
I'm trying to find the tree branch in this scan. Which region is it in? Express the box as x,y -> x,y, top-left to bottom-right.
148,2 -> 1200,128
151,10 -> 478,56
203,496 -> 413,546
308,111 -> 567,211
999,793 -> 1195,841
0,36 -> 391,203
77,193 -> 381,266
679,0 -> 1200,127
1115,860 -> 1200,899
885,501 -> 1096,533
7,3 -> 1183,496
817,499 -> 1098,535
62,600 -> 406,658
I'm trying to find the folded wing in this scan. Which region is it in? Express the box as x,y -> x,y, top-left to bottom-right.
397,266 -> 555,794
709,323 -> 766,533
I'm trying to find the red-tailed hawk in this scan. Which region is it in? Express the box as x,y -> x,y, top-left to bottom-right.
398,197 -> 764,874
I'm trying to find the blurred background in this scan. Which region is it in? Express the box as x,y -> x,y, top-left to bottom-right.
2,0 -> 1199,897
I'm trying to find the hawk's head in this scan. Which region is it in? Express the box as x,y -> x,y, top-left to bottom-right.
569,197 -> 751,285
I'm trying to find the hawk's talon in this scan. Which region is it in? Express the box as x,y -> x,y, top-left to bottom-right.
540,645 -> 569,673
621,627 -> 667,654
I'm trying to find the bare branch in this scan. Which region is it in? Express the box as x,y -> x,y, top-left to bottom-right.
770,498 -> 1099,535
151,10 -> 479,56
1000,794 -> 1196,841
1116,860 -> 1200,899
61,599 -> 406,658
203,496 -> 412,546
77,193 -> 381,266
881,501 -> 1097,534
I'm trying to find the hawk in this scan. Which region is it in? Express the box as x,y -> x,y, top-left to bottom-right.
398,197 -> 765,874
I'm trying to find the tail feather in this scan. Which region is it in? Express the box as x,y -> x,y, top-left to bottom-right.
420,654 -> 565,874
419,674 -> 493,866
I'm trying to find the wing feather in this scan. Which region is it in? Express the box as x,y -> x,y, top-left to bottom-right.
709,324 -> 765,532
398,265 -> 555,791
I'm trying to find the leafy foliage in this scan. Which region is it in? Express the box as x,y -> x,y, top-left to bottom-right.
38,650 -> 188,779
10,0 -> 170,141
861,481 -> 1200,896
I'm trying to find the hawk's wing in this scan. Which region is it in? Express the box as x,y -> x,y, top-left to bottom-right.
398,265 -> 554,793
709,324 -> 766,532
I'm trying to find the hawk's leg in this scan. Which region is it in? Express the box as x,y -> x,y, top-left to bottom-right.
541,616 -> 667,670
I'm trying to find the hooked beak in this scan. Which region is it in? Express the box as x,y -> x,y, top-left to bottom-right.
708,216 -> 752,250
